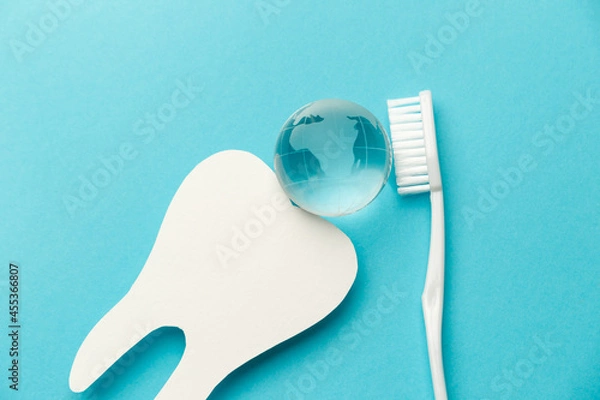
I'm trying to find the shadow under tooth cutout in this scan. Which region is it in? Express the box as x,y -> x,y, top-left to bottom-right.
69,150 -> 358,399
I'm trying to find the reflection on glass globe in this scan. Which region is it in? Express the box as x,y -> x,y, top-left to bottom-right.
274,99 -> 392,217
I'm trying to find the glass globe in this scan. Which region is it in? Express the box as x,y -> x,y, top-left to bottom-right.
274,99 -> 392,217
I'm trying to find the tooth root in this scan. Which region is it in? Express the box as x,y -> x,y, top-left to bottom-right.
69,291 -> 161,393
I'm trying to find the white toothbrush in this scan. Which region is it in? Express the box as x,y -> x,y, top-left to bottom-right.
387,90 -> 447,400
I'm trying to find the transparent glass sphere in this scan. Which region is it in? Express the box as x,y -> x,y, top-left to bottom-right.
274,99 -> 392,217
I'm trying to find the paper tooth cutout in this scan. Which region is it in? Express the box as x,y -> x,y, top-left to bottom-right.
69,150 -> 358,399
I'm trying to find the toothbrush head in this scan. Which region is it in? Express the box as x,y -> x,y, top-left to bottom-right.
387,91 -> 442,196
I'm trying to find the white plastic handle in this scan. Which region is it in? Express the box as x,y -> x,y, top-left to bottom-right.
422,189 -> 447,400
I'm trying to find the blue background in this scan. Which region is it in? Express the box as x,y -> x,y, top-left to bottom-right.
1,0 -> 599,399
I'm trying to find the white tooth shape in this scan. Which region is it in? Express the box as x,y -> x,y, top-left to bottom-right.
69,150 -> 357,399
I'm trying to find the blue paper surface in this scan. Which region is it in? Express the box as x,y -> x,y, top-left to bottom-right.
1,0 -> 598,399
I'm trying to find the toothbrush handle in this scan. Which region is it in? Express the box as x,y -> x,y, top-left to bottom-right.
422,190 -> 447,400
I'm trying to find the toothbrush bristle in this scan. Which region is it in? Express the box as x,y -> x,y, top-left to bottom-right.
388,96 -> 431,196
